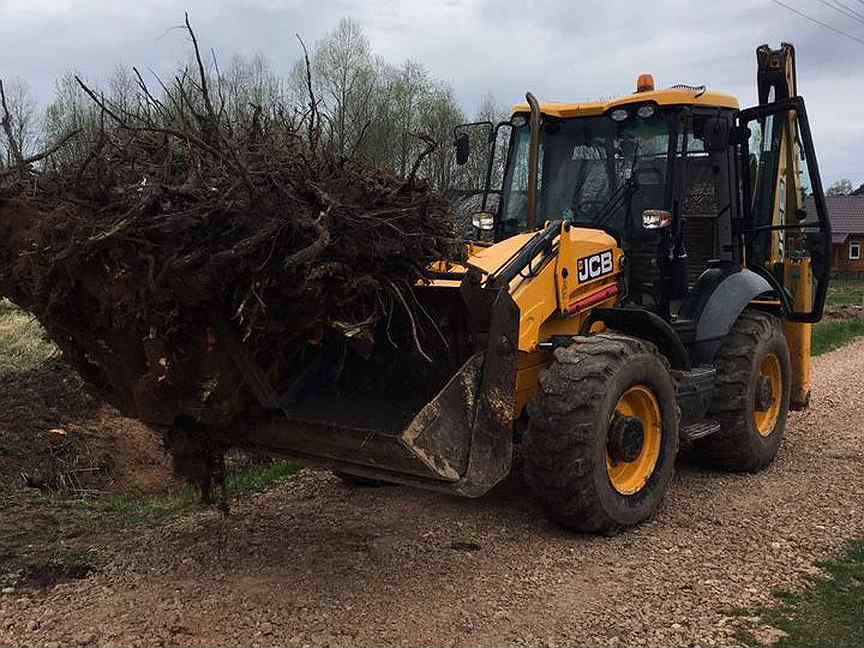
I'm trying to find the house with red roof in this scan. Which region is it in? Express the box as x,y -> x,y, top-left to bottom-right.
825,196 -> 864,275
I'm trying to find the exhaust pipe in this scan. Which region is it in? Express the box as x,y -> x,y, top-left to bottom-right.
525,92 -> 541,229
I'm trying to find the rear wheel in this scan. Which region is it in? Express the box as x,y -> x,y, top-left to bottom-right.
523,334 -> 679,533
694,309 -> 791,472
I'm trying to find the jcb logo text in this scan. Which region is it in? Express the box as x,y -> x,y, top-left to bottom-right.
577,250 -> 614,283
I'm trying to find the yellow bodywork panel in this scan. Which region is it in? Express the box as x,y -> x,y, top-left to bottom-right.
512,87 -> 739,119
510,257 -> 561,353
427,259 -> 467,288
438,223 -> 624,416
510,224 -> 621,353
507,224 -> 623,414
515,350 -> 552,415
555,224 -> 625,313
425,224 -> 625,416
784,260 -> 813,408
466,232 -> 536,275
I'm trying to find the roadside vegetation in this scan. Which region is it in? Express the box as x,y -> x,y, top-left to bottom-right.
812,318 -> 864,356
0,299 -> 57,376
736,540 -> 864,647
54,458 -> 299,528
812,277 -> 864,356
824,277 -> 864,307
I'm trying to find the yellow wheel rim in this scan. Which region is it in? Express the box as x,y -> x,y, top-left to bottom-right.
754,353 -> 782,437
606,385 -> 662,495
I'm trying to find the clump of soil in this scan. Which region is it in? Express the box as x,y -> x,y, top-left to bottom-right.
0,358 -> 176,498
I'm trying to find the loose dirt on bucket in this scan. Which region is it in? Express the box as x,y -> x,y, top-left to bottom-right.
2,341 -> 864,647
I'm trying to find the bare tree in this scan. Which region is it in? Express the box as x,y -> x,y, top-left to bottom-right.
421,84 -> 465,191
311,17 -> 377,157
0,77 -> 38,167
222,53 -> 284,123
389,60 -> 431,177
827,178 -> 854,196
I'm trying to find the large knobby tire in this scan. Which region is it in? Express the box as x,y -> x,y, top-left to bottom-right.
523,333 -> 679,534
694,309 -> 791,472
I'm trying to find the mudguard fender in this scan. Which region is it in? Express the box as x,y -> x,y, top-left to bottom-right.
680,267 -> 775,364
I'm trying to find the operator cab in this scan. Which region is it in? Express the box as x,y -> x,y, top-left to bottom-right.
454,74 -> 830,324
498,96 -> 675,245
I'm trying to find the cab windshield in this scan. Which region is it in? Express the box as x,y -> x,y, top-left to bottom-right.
498,109 -> 673,241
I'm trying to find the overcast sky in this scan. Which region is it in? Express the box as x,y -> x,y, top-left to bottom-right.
2,0 -> 863,187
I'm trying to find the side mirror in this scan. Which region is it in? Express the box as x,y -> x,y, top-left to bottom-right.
472,211 -> 495,231
455,132 -> 470,166
642,209 -> 672,230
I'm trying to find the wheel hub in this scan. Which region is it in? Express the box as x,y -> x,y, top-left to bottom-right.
755,374 -> 775,412
608,415 -> 645,464
753,352 -> 783,437
607,384 -> 663,496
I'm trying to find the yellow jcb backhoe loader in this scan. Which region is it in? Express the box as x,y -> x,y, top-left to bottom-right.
224,43 -> 831,533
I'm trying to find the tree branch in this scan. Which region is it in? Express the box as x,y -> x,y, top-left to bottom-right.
74,75 -> 222,160
0,129 -> 80,179
405,132 -> 437,189
185,12 -> 218,136
296,34 -> 320,154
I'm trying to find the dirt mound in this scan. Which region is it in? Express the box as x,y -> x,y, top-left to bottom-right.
0,358 -> 176,497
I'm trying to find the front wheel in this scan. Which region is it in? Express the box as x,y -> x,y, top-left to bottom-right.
523,333 -> 679,534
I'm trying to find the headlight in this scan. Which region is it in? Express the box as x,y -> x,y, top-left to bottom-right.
637,104 -> 656,119
642,209 -> 673,230
472,212 -> 495,231
610,108 -> 629,123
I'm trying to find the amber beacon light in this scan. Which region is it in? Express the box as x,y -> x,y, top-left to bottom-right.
636,74 -> 655,93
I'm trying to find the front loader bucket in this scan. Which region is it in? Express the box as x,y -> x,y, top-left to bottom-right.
229,288 -> 519,498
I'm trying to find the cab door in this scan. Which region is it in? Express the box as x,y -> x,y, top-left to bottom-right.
738,96 -> 831,323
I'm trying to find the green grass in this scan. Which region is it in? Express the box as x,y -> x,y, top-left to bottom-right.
224,457 -> 300,495
735,541 -> 864,647
807,277 -> 864,356
0,299 -> 18,316
812,319 -> 864,356
0,301 -> 57,376
55,459 -> 299,528
826,278 -> 864,309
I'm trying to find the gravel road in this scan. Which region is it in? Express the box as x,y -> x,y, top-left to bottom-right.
3,340 -> 864,647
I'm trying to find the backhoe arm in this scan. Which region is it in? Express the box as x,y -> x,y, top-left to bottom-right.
756,43 -> 812,409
